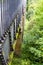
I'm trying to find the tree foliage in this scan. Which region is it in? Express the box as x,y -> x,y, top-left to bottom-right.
23,0 -> 43,65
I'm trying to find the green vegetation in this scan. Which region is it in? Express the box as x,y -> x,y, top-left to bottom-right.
11,0 -> 43,65
23,0 -> 43,65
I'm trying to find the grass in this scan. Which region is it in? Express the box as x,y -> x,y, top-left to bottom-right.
11,57 -> 31,65
11,44 -> 31,65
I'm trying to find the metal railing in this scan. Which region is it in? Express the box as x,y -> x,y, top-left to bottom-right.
0,13 -> 22,65
0,0 -> 23,65
0,0 -> 22,37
